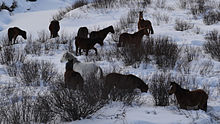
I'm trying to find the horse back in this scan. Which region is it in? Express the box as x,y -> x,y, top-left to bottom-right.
90,31 -> 99,39
190,89 -> 208,100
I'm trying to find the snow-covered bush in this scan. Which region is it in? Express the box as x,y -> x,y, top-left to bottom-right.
108,88 -> 140,106
37,76 -> 106,122
119,45 -> 145,66
150,36 -> 179,69
24,40 -> 42,55
203,30 -> 220,61
155,0 -> 167,8
18,61 -> 57,86
175,19 -> 194,31
0,46 -> 26,66
0,1 -> 17,12
175,46 -> 201,74
149,71 -> 170,106
53,0 -> 88,21
152,12 -> 170,26
189,0 -> 206,18
0,95 -> 34,124
37,30 -> 50,43
203,10 -> 220,25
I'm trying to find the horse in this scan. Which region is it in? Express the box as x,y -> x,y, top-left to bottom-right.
8,27 -> 27,45
102,73 -> 148,99
49,20 -> 60,38
75,36 -> 103,56
168,81 -> 208,112
77,27 -> 89,38
60,52 -> 103,80
117,28 -> 149,47
89,25 -> 115,45
138,11 -> 154,34
64,59 -> 84,90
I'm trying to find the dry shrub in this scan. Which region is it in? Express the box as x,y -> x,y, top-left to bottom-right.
18,61 -> 57,86
150,36 -> 179,69
203,30 -> 220,61
53,0 -> 88,21
149,71 -> 171,106
37,76 -> 106,122
0,46 -> 26,66
175,19 -> 194,31
203,10 -> 220,25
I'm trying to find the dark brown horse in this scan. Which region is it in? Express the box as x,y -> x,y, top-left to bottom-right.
77,27 -> 89,38
75,36 -> 103,56
89,25 -> 115,45
8,27 -> 27,45
118,28 -> 149,47
64,59 -> 84,90
49,20 -> 60,38
102,73 -> 148,99
138,11 -> 154,34
168,81 -> 208,112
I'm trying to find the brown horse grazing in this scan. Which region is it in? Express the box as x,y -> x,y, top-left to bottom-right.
168,81 -> 208,112
138,11 -> 154,34
64,59 -> 84,90
118,28 -> 149,47
49,20 -> 60,38
8,27 -> 27,45
75,36 -> 103,56
102,73 -> 148,99
77,27 -> 89,38
89,25 -> 115,45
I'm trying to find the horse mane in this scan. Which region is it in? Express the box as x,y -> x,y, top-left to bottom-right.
99,25 -> 113,32
66,59 -> 73,71
64,52 -> 80,63
175,83 -> 190,93
133,28 -> 146,35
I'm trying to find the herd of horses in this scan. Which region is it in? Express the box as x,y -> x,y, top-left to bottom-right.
6,11 -> 208,112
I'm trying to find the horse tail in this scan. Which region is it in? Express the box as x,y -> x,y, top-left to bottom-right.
150,25 -> 154,34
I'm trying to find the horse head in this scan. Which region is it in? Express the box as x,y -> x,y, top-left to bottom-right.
139,11 -> 144,20
21,30 -> 27,40
109,25 -> 115,34
168,81 -> 177,95
140,83 -> 148,93
61,52 -> 79,63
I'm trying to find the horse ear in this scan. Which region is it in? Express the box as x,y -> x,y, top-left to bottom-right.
170,81 -> 175,86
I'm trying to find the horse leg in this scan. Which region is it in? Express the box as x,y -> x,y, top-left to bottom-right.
86,49 -> 89,56
76,46 -> 78,56
200,100 -> 207,112
180,104 -> 187,110
79,48 -> 82,55
93,47 -> 98,55
13,35 -> 18,45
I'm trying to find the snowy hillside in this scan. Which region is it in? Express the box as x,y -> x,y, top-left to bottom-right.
0,0 -> 220,124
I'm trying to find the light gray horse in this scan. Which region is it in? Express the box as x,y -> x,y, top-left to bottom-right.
60,52 -> 103,80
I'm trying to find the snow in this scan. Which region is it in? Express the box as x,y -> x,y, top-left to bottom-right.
0,0 -> 220,123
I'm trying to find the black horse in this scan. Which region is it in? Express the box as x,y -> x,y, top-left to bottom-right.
8,27 -> 27,45
89,25 -> 115,45
49,20 -> 60,38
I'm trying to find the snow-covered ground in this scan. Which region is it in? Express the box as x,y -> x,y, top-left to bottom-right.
0,0 -> 220,123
